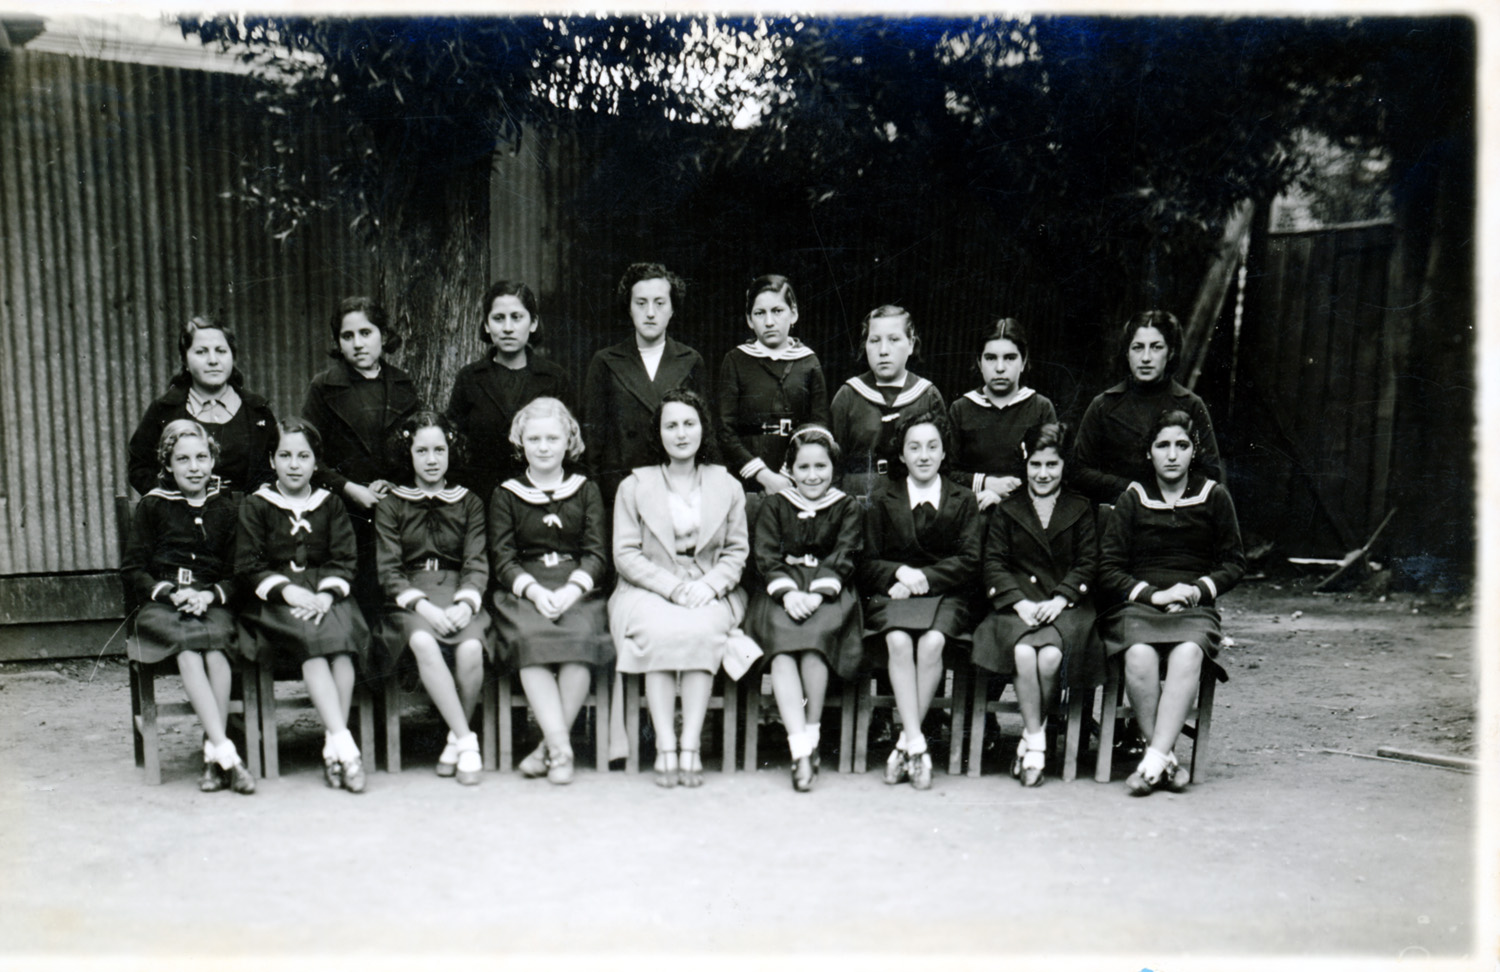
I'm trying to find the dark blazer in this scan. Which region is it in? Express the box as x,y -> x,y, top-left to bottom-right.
581,336 -> 707,502
858,478 -> 982,597
126,378 -> 277,496
1071,378 -> 1224,505
301,359 -> 422,495
983,489 -> 1097,612
446,350 -> 575,501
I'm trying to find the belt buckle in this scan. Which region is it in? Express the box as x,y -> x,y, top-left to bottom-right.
779,417 -> 793,435
875,459 -> 888,476
542,551 -> 562,567
423,557 -> 440,572
176,567 -> 195,586
288,561 -> 306,574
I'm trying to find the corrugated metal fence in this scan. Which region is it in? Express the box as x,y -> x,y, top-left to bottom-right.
0,49 -> 373,589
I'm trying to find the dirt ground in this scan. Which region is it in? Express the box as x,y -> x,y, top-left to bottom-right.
0,580 -> 1480,963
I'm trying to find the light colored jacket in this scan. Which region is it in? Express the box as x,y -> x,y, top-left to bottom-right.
611,463 -> 748,599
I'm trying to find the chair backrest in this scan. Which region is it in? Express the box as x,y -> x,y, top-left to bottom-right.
115,492 -> 140,612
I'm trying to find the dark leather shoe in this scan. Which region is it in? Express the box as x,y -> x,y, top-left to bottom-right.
323,757 -> 342,789
199,760 -> 226,793
226,759 -> 256,795
340,757 -> 366,794
792,756 -> 814,792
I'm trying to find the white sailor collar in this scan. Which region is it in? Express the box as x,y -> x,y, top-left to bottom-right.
1127,476 -> 1216,510
844,373 -> 934,409
501,472 -> 588,504
777,486 -> 848,515
962,386 -> 1035,410
253,483 -> 333,513
736,339 -> 815,362
145,477 -> 225,504
390,484 -> 470,504
906,476 -> 943,510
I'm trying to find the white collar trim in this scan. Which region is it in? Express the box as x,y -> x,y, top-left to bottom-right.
736,339 -> 814,362
845,374 -> 933,409
390,484 -> 469,504
1127,478 -> 1216,509
906,476 -> 943,510
253,483 -> 332,513
501,473 -> 587,504
778,486 -> 847,514
962,386 -> 1035,410
145,478 -> 224,503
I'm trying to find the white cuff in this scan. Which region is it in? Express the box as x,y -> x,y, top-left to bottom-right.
396,588 -> 427,610
213,584 -> 227,605
808,577 -> 842,596
256,575 -> 290,601
511,572 -> 537,597
766,577 -> 798,598
972,473 -> 986,494
150,581 -> 174,601
1128,581 -> 1150,602
566,570 -> 594,594
1199,576 -> 1218,599
454,588 -> 482,612
317,576 -> 351,598
740,457 -> 768,480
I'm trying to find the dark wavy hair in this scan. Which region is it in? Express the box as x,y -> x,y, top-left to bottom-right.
328,296 -> 403,359
1119,309 -> 1182,376
977,317 -> 1029,373
645,388 -> 721,467
745,274 -> 798,315
173,314 -> 246,389
1145,409 -> 1198,456
617,263 -> 685,319
388,410 -> 467,485
884,409 -> 951,480
478,279 -> 542,349
273,419 -> 322,461
1020,421 -> 1069,462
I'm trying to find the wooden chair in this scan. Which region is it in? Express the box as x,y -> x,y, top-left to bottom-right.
116,493 -> 261,785
852,657 -> 971,776
254,657 -> 377,779
373,665 -> 498,773
490,664 -> 611,772
964,668 -> 1087,781
741,670 -> 858,773
620,670 -> 738,774
1093,651 -> 1222,784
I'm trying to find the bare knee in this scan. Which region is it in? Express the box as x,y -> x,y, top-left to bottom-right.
1037,646 -> 1062,677
1123,643 -> 1157,677
771,654 -> 799,677
1165,643 -> 1203,683
886,632 -> 914,664
408,633 -> 443,667
915,632 -> 945,665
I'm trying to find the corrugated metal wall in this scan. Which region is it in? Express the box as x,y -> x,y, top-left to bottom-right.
0,49 -> 374,577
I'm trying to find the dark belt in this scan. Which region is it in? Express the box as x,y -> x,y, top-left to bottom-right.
843,457 -> 889,476
408,557 -> 462,572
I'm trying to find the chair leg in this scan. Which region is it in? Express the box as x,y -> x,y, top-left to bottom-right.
853,676 -> 873,774
1190,667 -> 1217,783
137,663 -> 162,785
481,672 -> 499,772
258,660 -> 279,779
721,673 -> 738,774
1095,658 -> 1121,783
742,676 -> 761,772
593,667 -> 611,770
947,665 -> 969,777
1062,686 -> 1085,783
497,674 -> 515,773
128,660 -> 145,768
967,671 -> 988,779
383,677 -> 402,773
838,680 -> 856,774
240,661 -> 262,779
355,683 -> 375,762
623,673 -> 640,773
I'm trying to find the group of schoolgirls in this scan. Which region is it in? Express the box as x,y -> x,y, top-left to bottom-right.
123,264 -> 1243,801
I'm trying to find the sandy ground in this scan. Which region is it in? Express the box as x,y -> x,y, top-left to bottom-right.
0,582 -> 1479,963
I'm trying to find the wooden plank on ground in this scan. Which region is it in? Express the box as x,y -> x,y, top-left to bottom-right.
0,573 -> 123,624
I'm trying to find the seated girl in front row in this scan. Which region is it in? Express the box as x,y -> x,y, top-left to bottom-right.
489,397 -> 614,785
743,425 -> 864,792
237,420 -> 371,793
1097,408 -> 1245,795
374,411 -> 494,785
858,412 -> 981,791
121,419 -> 254,793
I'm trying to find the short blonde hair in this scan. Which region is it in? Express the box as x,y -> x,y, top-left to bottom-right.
508,397 -> 585,461
156,419 -> 219,485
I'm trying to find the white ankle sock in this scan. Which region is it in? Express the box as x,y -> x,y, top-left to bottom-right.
905,734 -> 928,757
1023,729 -> 1047,752
331,729 -> 359,763
322,733 -> 338,762
203,738 -> 216,761
788,731 -> 813,759
213,739 -> 240,770
807,723 -> 821,750
455,732 -> 479,754
895,730 -> 908,753
1139,747 -> 1170,782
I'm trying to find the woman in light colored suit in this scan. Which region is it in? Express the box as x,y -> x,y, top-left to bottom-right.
609,388 -> 749,787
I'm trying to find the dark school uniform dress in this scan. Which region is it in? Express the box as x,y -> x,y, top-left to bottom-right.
945,387 -> 1057,495
126,379 -> 278,496
581,336 -> 707,507
235,484 -> 371,666
1096,474 -> 1245,677
743,487 -> 865,679
446,350 -> 575,504
858,477 -> 982,642
970,489 -> 1100,688
829,372 -> 944,499
1071,377 -> 1224,506
373,484 -> 495,672
488,473 -> 613,669
715,340 -> 831,489
120,482 -> 240,664
302,359 -> 423,615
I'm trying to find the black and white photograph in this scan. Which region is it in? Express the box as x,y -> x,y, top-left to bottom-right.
0,3 -> 1489,966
